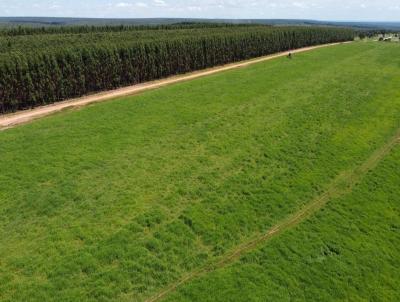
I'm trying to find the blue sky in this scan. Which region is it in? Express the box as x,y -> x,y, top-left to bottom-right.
0,0 -> 399,21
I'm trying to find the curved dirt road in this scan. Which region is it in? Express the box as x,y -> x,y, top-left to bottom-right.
0,42 -> 349,131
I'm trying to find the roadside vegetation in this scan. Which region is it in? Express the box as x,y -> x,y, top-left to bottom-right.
0,42 -> 399,302
0,24 -> 353,113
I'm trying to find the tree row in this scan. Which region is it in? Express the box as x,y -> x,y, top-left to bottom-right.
0,26 -> 354,113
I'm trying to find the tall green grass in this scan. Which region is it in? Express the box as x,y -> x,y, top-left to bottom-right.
164,145 -> 400,302
0,42 -> 399,301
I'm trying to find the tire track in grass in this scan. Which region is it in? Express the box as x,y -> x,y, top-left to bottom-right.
145,128 -> 400,302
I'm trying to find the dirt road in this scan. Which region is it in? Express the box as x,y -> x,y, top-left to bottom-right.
0,42 -> 349,131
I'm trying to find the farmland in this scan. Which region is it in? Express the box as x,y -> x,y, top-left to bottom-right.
164,141 -> 400,302
0,41 -> 399,302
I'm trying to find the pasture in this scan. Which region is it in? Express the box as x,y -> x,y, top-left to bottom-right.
0,42 -> 399,301
164,142 -> 400,302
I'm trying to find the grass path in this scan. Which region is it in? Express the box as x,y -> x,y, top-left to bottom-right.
0,42 -> 348,130
146,128 -> 400,302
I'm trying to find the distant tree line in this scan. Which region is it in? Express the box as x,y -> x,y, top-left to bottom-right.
357,29 -> 391,39
0,25 -> 354,113
0,23 -> 263,37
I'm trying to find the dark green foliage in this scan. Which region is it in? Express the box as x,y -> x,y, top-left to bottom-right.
0,23 -> 265,37
356,29 -> 389,39
0,25 -> 354,113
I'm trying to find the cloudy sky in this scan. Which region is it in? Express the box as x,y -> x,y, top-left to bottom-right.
0,0 -> 399,21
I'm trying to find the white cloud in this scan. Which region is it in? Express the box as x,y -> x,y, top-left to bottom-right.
115,1 -> 149,8
116,2 -> 133,8
1,0 -> 400,21
187,5 -> 202,11
136,2 -> 148,8
153,0 -> 167,7
292,2 -> 308,9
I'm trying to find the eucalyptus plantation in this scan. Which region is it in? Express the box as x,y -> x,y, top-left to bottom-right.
0,24 -> 354,113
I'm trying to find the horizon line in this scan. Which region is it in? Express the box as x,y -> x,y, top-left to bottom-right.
1,16 -> 400,23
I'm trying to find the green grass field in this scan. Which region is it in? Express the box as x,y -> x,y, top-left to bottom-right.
164,144 -> 400,302
0,42 -> 399,302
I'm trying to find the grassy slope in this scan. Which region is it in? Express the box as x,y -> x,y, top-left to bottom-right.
0,42 -> 399,301
165,144 -> 400,302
